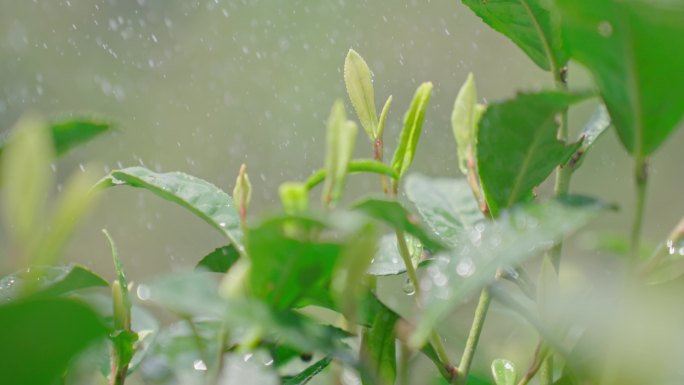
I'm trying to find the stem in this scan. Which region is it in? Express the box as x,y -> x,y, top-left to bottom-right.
456,287 -> 492,385
395,229 -> 454,374
630,157 -> 648,266
399,342 -> 411,385
517,342 -> 551,385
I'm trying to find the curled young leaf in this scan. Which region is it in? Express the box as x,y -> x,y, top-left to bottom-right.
452,73 -> 479,175
322,100 -> 358,206
391,82 -> 433,178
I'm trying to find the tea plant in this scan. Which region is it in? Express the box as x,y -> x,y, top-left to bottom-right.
1,1 -> 683,385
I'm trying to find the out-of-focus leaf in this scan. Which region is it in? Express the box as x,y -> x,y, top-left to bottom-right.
452,73 -> 478,175
1,115 -> 54,250
571,104 -> 611,169
0,117 -> 111,158
279,182 -> 309,215
558,0 -> 684,157
352,198 -> 447,253
491,359 -> 517,385
367,234 -> 423,276
477,92 -> 589,217
196,245 -> 240,273
248,217 -> 344,309
405,174 -> 483,248
282,357 -> 332,385
391,82 -> 433,177
0,297 -> 107,385
360,304 -> 398,385
462,0 -> 568,71
232,163 -> 252,217
412,196 -> 611,346
305,159 -> 399,190
345,49 -> 378,139
0,264 -> 107,302
322,100 -> 357,205
50,118 -> 112,156
103,230 -> 130,329
97,166 -> 243,253
32,168 -> 101,266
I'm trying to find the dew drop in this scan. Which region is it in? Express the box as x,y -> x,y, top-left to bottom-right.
598,21 -> 613,37
402,278 -> 416,296
193,359 -> 207,371
136,284 -> 151,300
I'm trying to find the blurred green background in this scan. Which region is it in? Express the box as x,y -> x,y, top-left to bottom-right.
1,0 -> 683,382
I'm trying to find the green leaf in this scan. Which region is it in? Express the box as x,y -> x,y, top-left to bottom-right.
50,118 -> 112,156
322,100 -> 358,205
0,298 -> 107,385
352,198 -> 447,253
452,73 -> 479,175
196,245 -> 240,273
0,264 -> 108,302
1,115 -> 54,249
391,82 -> 433,177
305,159 -> 399,190
491,359 -> 517,385
0,117 -> 111,158
568,104 -> 612,170
405,174 -> 484,248
462,0 -> 568,71
360,305 -> 398,385
97,166 -> 244,253
345,49 -> 378,139
377,95 -> 393,140
477,91 -> 589,217
412,196 -> 611,346
283,357 -> 332,385
247,217 -> 345,309
367,234 -> 423,276
219,352 -> 280,385
558,0 -> 684,156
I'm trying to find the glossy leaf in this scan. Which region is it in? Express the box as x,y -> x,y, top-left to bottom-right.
0,264 -> 107,302
477,92 -> 588,217
491,359 -> 517,385
196,245 -> 240,273
283,357 -> 332,385
305,159 -> 399,190
405,174 -> 484,248
345,49 -> 378,139
50,118 -> 112,156
412,196 -> 611,345
97,166 -> 243,253
0,298 -> 107,385
322,100 -> 357,205
367,234 -> 423,276
462,0 -> 568,71
219,353 -> 279,385
1,115 -> 54,248
452,73 -> 478,175
558,0 -> 684,156
391,82 -> 433,177
361,304 -> 398,385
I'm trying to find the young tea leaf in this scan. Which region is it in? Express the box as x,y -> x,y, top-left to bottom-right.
103,230 -> 131,330
367,234 -> 423,276
391,82 -> 433,178
412,196 -> 611,346
405,174 -> 484,248
305,159 -> 398,190
452,73 -> 479,175
462,0 -> 568,72
97,167 -> 244,253
322,100 -> 357,206
50,118 -> 112,156
477,91 -> 589,217
345,49 -> 378,139
377,95 -> 393,140
558,0 -> 684,156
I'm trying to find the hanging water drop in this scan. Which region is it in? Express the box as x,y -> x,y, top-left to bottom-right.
402,277 -> 416,296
